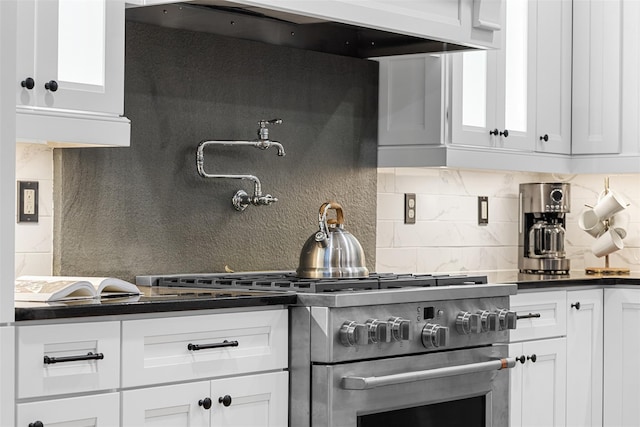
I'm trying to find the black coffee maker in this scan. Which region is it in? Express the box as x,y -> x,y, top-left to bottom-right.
519,182 -> 571,274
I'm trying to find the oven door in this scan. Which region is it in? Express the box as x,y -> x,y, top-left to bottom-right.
311,346 -> 511,427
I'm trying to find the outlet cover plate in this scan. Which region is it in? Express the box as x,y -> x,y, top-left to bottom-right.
18,181 -> 38,223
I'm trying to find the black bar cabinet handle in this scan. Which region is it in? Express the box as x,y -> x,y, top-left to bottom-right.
188,340 -> 239,351
43,352 -> 104,365
516,313 -> 541,320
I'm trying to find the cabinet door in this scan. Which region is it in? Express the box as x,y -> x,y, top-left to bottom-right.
572,0 -> 622,154
566,289 -> 603,427
534,0 -> 571,154
604,288 -> 640,426
494,0 -> 534,152
210,371 -> 288,427
451,0 -> 529,150
509,338 -> 567,427
16,392 -> 120,427
378,54 -> 444,147
521,338 -> 566,427
18,0 -> 124,115
122,381 -> 210,427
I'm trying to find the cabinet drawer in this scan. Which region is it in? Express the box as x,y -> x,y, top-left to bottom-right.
122,309 -> 288,387
510,290 -> 567,342
17,321 -> 120,399
17,392 -> 120,426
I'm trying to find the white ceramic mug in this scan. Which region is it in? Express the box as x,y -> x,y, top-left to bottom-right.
578,209 -> 606,238
591,228 -> 624,257
609,211 -> 630,239
593,191 -> 627,220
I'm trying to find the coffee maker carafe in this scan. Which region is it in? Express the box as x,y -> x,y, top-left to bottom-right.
519,183 -> 571,274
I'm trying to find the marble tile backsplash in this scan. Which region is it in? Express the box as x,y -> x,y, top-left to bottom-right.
15,143 -> 53,277
14,145 -> 640,278
376,168 -> 640,274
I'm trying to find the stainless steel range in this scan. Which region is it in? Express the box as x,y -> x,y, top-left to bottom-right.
137,272 -> 519,427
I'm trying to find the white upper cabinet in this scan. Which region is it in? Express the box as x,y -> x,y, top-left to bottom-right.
451,0 -> 571,155
572,0 -> 621,155
572,0 -> 640,172
16,0 -> 130,147
533,0 -> 572,155
227,0 -> 502,49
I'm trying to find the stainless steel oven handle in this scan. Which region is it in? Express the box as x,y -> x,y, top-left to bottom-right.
341,357 -> 518,390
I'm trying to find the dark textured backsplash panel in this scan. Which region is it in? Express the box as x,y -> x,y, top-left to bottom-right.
53,21 -> 378,282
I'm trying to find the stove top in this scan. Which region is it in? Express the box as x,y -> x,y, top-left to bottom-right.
135,272 -> 512,307
137,271 -> 488,293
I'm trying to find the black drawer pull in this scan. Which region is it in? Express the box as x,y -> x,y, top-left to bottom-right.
516,313 -> 541,320
188,340 -> 239,351
29,421 -> 44,427
43,352 -> 104,365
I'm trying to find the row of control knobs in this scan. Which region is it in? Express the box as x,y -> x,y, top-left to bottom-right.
456,309 -> 517,335
340,316 -> 411,347
339,309 -> 517,348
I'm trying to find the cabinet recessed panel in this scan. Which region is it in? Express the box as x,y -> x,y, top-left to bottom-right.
462,51 -> 487,129
504,0 -> 528,134
57,0 -> 106,88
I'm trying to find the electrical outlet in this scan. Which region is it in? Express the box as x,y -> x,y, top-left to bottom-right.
18,181 -> 39,223
478,196 -> 488,225
404,193 -> 416,224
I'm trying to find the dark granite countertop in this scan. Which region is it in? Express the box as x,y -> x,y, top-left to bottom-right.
484,270 -> 640,290
15,271 -> 640,322
15,286 -> 297,322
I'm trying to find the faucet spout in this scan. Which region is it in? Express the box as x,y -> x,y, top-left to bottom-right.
256,140 -> 286,156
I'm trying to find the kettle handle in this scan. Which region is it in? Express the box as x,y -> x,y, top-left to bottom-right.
319,202 -> 345,225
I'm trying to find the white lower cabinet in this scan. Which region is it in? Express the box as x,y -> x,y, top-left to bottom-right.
604,288 -> 640,426
566,289 -> 603,427
15,308 -> 289,427
508,338 -> 567,427
16,392 -> 120,427
122,371 -> 288,427
508,288 -> 603,427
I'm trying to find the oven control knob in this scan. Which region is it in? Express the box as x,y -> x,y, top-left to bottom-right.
339,321 -> 368,347
456,311 -> 481,335
366,319 -> 391,343
388,317 -> 412,341
478,311 -> 500,332
421,323 -> 449,348
497,309 -> 517,330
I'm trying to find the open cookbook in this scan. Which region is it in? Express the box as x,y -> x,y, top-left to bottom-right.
15,276 -> 141,302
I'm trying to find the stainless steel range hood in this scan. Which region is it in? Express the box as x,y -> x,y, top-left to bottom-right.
126,1 -> 489,58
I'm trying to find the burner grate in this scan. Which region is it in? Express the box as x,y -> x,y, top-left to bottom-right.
152,272 -> 486,293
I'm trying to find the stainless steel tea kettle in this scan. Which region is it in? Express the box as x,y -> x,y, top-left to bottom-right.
297,201 -> 369,278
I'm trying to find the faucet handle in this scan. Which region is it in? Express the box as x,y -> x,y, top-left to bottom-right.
257,119 -> 282,140
258,119 -> 282,127
257,194 -> 278,205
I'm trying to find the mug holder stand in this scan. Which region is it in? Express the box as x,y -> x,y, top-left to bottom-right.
585,177 -> 630,276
